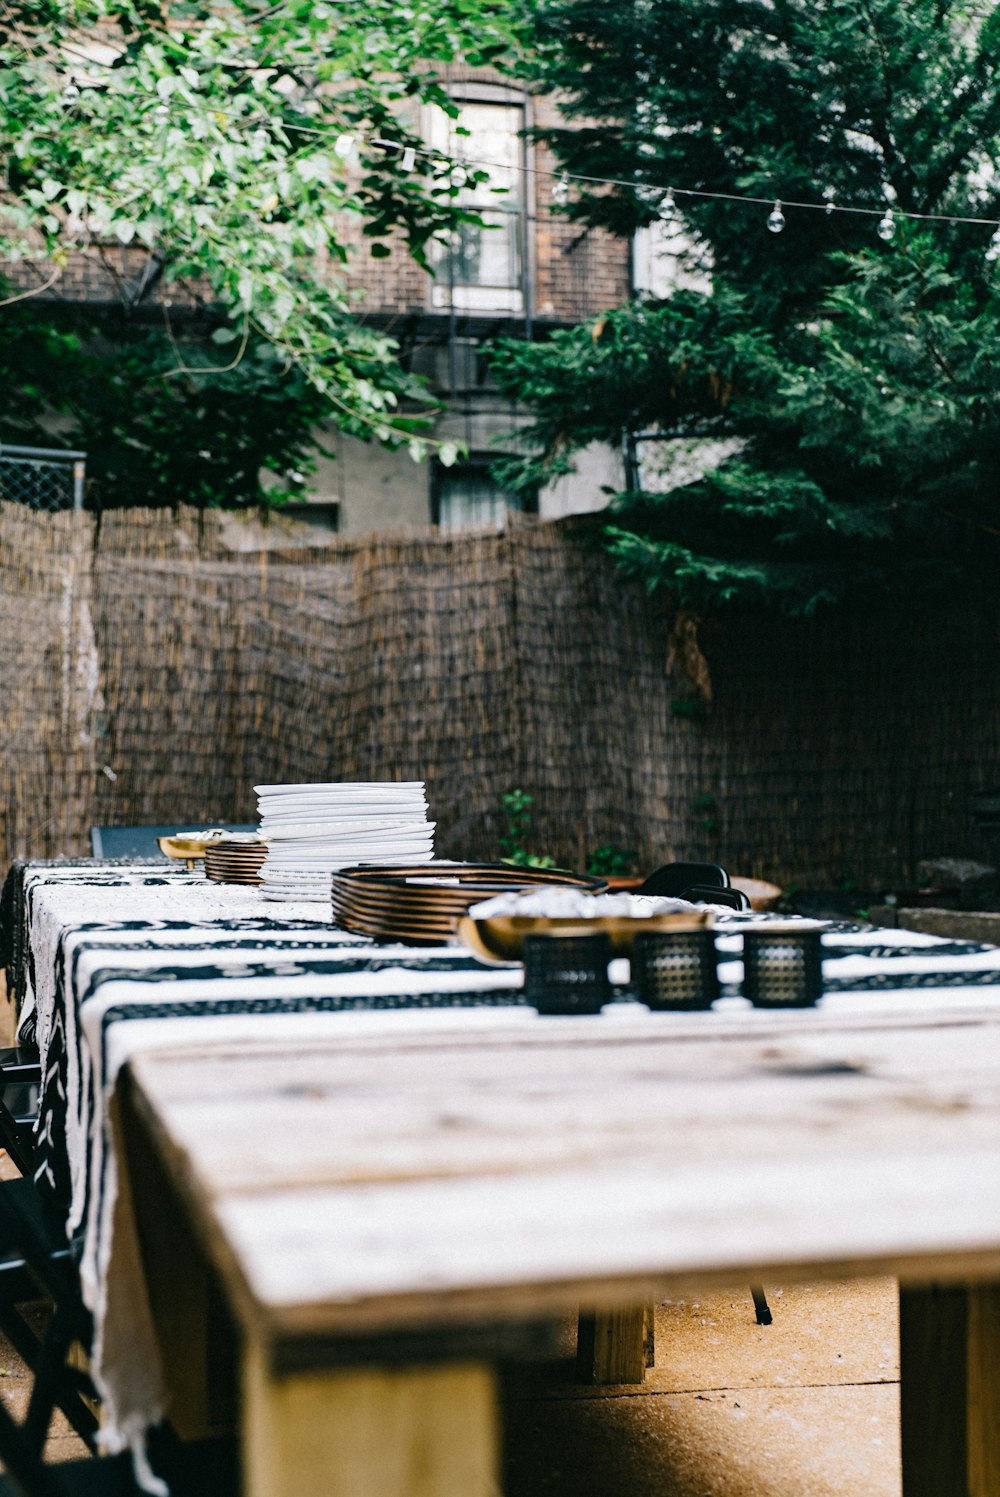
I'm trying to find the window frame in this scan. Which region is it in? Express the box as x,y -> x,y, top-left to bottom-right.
425,83 -> 533,316
429,451 -> 538,531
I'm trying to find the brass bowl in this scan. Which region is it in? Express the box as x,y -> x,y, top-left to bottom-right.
157,830 -> 234,870
456,910 -> 713,966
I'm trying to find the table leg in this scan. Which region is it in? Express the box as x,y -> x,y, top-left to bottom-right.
242,1341 -> 500,1497
577,1303 -> 654,1384
116,1085 -> 235,1438
899,1282 -> 1000,1497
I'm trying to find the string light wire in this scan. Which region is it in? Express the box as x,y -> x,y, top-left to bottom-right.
53,84 -> 1000,235
297,126 -> 1000,237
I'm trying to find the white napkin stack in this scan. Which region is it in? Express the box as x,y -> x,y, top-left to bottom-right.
254,781 -> 435,901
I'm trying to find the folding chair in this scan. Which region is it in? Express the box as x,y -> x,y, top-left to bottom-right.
0,1080 -> 39,1180
0,1431 -> 239,1497
0,1176 -> 100,1467
0,1050 -> 41,1085
0,1177 -> 239,1497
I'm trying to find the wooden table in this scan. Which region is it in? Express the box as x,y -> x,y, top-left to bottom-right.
121,1000 -> 1000,1497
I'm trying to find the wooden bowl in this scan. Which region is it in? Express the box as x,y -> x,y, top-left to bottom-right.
730,877 -> 783,912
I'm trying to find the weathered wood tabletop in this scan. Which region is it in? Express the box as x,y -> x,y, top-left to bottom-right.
124,999 -> 1000,1497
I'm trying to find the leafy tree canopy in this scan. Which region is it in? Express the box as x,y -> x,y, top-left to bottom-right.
0,0 -> 521,462
0,303 -> 331,508
494,0 -> 1000,614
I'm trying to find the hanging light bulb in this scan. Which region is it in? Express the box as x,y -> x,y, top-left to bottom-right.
552,172 -> 570,205
152,103 -> 170,123
658,188 -> 675,221
877,208 -> 895,241
400,146 -> 417,172
986,225 -> 1000,263
333,133 -> 356,160
61,82 -> 81,105
766,199 -> 785,234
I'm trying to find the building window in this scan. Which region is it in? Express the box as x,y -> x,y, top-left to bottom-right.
431,456 -> 535,532
428,99 -> 524,313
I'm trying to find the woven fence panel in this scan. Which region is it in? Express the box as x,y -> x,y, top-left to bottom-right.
0,505 -> 96,861
696,600 -> 1000,886
2,499 -> 1000,888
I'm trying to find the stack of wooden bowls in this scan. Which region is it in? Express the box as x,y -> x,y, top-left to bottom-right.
331,862 -> 606,945
203,840 -> 268,886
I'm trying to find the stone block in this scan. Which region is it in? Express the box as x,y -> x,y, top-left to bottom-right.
915,858 -> 997,909
893,908 -> 1000,946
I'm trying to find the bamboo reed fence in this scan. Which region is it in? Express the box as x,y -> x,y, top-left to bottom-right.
1,499 -> 998,889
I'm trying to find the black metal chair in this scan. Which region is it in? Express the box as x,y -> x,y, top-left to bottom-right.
0,1049 -> 41,1085
636,862 -> 730,898
685,885 -> 751,911
0,1177 -> 100,1470
635,863 -> 750,910
0,1176 -> 239,1496
0,1080 -> 39,1180
0,1425 -> 238,1497
0,1432 -> 239,1497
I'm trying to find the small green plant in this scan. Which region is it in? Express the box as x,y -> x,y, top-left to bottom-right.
670,695 -> 707,721
586,844 -> 639,877
691,792 -> 718,833
499,789 -> 556,868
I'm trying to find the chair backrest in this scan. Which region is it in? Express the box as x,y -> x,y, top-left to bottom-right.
685,885 -> 751,911
636,862 -> 730,898
88,825 -> 257,859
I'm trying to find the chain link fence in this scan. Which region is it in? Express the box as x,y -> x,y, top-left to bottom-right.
0,446 -> 86,512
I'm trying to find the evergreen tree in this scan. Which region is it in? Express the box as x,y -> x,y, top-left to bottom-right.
494,0 -> 1000,613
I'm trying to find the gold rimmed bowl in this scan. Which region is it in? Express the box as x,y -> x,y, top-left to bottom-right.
456,908 -> 714,965
157,829 -> 239,871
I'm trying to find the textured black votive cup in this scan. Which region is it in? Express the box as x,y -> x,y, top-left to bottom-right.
741,928 -> 824,1008
522,933 -> 612,1015
632,929 -> 720,1011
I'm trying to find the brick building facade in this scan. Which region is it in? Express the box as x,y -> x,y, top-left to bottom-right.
7,69 -> 632,534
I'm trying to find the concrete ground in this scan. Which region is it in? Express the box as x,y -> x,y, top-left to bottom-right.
0,1269 -> 902,1493
503,1280 -> 901,1497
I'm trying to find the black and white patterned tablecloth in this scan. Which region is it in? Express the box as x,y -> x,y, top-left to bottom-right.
4,858 -> 1000,1470
0,859 -> 532,1461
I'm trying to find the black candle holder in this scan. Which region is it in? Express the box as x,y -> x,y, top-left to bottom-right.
741,926 -> 824,1008
632,929 -> 720,1011
522,932 -> 612,1015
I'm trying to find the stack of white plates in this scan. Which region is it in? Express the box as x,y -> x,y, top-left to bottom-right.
255,782 -> 435,901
